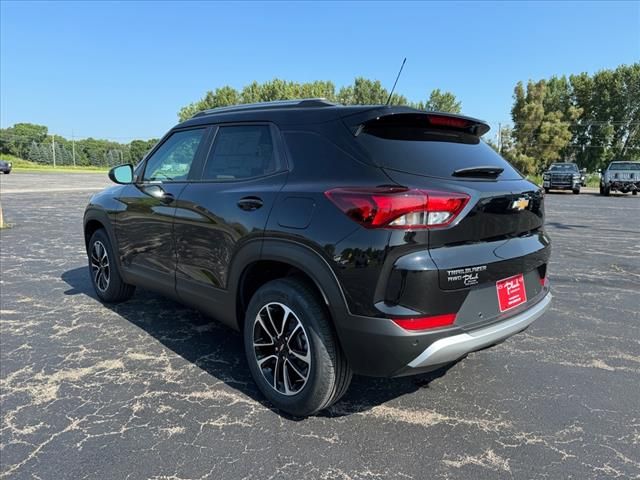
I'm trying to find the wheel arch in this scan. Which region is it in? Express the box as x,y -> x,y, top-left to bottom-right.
83,208 -> 118,256
230,239 -> 350,332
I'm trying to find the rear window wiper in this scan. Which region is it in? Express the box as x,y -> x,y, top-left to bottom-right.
452,166 -> 504,178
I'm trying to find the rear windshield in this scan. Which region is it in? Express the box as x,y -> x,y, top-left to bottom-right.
609,162 -> 640,170
549,164 -> 578,172
355,126 -> 523,180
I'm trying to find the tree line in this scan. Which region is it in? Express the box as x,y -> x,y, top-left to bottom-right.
179,66 -> 639,174
2,64 -> 636,172
0,123 -> 158,167
493,63 -> 639,173
177,78 -> 461,121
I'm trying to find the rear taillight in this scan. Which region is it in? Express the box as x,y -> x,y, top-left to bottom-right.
392,313 -> 456,331
324,187 -> 469,229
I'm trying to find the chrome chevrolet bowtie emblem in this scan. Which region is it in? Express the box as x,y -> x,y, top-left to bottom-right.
510,197 -> 530,211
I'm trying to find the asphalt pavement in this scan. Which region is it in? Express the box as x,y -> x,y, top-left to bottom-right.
1,172 -> 639,479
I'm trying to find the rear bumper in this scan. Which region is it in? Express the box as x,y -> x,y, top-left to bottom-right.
605,181 -> 639,192
335,289 -> 551,377
406,292 -> 551,369
332,232 -> 550,377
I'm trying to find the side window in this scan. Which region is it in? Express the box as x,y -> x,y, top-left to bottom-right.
143,129 -> 205,182
202,125 -> 279,181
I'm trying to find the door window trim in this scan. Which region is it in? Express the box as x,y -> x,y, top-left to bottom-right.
137,126 -> 213,184
191,122 -> 288,183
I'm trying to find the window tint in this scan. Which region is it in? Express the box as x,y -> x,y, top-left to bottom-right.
609,162 -> 640,170
357,132 -> 522,180
143,129 -> 205,182
353,114 -> 521,180
549,164 -> 578,172
202,125 -> 279,181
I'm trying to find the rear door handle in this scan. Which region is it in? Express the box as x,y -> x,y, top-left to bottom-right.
237,196 -> 263,211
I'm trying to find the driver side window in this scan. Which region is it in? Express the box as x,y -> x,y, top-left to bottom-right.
143,128 -> 205,182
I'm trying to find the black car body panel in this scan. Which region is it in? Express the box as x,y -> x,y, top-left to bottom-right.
84,100 -> 551,378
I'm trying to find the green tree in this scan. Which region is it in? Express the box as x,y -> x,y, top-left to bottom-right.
129,139 -> 158,164
423,89 -> 462,114
27,141 -> 45,163
178,77 -> 415,121
178,85 -> 240,121
1,122 -> 160,168
337,77 -> 407,105
338,77 -> 386,105
0,123 -> 48,158
569,64 -> 640,169
510,79 -> 580,172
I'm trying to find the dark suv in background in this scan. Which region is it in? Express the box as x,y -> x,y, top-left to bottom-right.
84,99 -> 552,416
0,159 -> 12,174
542,162 -> 585,194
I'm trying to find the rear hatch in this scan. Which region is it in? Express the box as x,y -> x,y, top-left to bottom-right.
343,109 -> 545,245
342,108 -> 550,324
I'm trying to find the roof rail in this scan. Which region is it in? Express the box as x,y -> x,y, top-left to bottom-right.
191,98 -> 336,119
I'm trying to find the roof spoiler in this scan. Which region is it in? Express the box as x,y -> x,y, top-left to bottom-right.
343,107 -> 491,137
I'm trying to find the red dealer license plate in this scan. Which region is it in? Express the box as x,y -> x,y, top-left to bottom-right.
496,274 -> 527,312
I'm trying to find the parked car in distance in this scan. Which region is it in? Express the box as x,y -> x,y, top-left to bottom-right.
542,162 -> 584,194
0,159 -> 12,174
84,99 -> 552,416
599,161 -> 640,195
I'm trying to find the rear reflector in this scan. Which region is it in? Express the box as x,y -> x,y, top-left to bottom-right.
325,187 -> 469,229
539,276 -> 549,288
392,313 -> 456,331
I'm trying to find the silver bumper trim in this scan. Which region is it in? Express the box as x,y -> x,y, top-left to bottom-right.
407,293 -> 552,368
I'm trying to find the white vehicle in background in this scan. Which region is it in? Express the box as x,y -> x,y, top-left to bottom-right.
599,161 -> 640,196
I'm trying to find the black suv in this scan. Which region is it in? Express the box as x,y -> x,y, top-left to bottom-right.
84,99 -> 552,416
542,162 -> 585,194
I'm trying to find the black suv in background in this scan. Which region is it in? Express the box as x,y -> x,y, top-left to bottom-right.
0,159 -> 12,174
84,99 -> 552,416
542,162 -> 584,194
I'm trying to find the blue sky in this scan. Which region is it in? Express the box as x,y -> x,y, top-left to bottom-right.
1,1 -> 639,141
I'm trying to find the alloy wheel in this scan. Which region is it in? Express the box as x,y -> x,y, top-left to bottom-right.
252,302 -> 311,396
90,240 -> 110,292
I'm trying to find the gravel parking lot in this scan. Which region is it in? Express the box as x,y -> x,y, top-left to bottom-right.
1,172 -> 639,479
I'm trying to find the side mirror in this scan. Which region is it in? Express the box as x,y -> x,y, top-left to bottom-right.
108,164 -> 134,184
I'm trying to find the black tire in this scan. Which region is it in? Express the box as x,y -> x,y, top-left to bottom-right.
572,187 -> 580,194
544,187 -> 550,194
88,229 -> 135,303
599,185 -> 604,195
633,190 -> 638,195
603,186 -> 611,196
243,277 -> 352,417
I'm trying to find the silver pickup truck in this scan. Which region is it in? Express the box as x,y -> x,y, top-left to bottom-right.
600,161 -> 640,196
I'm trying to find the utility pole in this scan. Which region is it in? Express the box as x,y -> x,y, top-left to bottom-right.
51,134 -> 56,168
72,130 -> 76,167
498,122 -> 502,153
